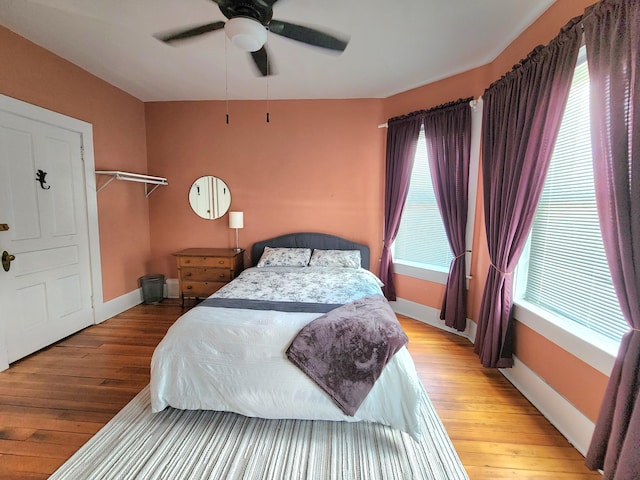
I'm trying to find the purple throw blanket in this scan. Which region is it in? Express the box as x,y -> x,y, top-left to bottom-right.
286,294 -> 408,416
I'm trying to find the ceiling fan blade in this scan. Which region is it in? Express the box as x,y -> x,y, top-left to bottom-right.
154,21 -> 225,43
250,46 -> 275,76
268,20 -> 349,52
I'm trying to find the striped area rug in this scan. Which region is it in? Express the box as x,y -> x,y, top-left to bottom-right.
50,386 -> 468,479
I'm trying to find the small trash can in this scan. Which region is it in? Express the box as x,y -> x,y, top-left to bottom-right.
139,274 -> 165,304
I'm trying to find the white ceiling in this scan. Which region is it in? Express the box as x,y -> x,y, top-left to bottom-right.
0,0 -> 556,101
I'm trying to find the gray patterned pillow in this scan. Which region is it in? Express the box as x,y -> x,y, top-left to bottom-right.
256,247 -> 312,267
308,249 -> 361,268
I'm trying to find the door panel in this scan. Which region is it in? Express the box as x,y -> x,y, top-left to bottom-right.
45,137 -> 78,236
12,245 -> 79,276
4,127 -> 41,240
57,273 -> 83,316
16,282 -> 47,331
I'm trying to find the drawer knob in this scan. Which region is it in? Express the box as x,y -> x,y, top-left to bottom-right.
218,260 -> 225,264
185,272 -> 192,277
186,285 -> 193,290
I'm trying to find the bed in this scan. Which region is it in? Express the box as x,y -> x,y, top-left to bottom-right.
150,233 -> 424,438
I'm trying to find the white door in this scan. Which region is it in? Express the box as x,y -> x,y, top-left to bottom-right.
0,109 -> 94,363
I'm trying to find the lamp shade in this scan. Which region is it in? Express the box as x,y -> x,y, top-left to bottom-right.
225,17 -> 267,52
229,211 -> 244,229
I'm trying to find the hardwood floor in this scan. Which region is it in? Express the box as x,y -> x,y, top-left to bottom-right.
0,303 -> 178,479
0,302 -> 600,479
398,316 -> 601,479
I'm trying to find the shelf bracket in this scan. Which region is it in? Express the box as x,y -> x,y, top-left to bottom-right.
95,171 -> 168,197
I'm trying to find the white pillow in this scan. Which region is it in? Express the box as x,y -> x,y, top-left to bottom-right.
308,249 -> 361,268
256,247 -> 312,267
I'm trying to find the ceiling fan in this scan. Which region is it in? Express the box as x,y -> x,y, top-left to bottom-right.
154,0 -> 350,76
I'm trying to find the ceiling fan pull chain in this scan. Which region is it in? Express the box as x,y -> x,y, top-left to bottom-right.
225,34 -> 230,125
266,42 -> 270,123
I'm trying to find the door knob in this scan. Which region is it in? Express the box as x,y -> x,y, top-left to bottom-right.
2,251 -> 15,272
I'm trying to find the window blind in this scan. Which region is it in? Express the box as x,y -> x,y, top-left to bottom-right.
521,47 -> 627,344
394,126 -> 453,270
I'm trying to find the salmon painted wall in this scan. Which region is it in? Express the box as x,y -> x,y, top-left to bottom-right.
382,0 -> 604,422
0,26 -> 151,302
144,99 -> 386,277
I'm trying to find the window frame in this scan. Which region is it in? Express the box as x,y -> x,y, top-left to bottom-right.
512,300 -> 617,376
392,99 -> 482,286
513,46 -> 621,375
515,237 -> 618,375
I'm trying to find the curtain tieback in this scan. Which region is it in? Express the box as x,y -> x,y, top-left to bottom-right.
454,252 -> 466,259
631,328 -> 640,333
490,263 -> 513,275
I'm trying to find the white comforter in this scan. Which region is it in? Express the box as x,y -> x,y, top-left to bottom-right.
150,267 -> 424,437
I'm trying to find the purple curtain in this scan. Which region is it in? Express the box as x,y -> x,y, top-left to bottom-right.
583,1 -> 640,478
380,115 -> 423,300
475,20 -> 582,368
423,99 -> 472,331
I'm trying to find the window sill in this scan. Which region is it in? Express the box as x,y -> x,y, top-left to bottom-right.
393,261 -> 449,285
512,299 -> 618,377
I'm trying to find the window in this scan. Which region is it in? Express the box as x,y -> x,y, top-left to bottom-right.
515,47 -> 627,346
393,126 -> 453,271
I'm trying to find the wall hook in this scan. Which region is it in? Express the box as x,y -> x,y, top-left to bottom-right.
36,169 -> 51,190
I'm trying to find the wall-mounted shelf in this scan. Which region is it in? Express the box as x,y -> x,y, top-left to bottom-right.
96,171 -> 168,197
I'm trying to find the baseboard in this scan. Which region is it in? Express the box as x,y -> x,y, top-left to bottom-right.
94,288 -> 142,324
500,356 -> 595,456
391,297 -> 476,343
0,348 -> 8,372
165,278 -> 179,299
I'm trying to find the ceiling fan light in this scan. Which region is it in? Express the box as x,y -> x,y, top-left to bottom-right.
225,17 -> 267,52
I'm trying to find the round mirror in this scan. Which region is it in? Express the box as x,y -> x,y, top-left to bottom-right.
188,176 -> 231,220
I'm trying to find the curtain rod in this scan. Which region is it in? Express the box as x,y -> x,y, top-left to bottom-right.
378,96 -> 483,128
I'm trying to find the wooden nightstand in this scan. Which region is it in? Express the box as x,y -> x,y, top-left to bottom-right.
173,248 -> 244,307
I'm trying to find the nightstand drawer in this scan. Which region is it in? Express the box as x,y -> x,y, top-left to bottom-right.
173,248 -> 244,307
181,267 -> 231,282
182,281 -> 227,297
179,256 -> 232,268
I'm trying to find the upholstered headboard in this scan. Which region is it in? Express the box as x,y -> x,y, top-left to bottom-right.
251,232 -> 370,269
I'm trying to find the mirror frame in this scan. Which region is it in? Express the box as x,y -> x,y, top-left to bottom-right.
188,175 -> 231,220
